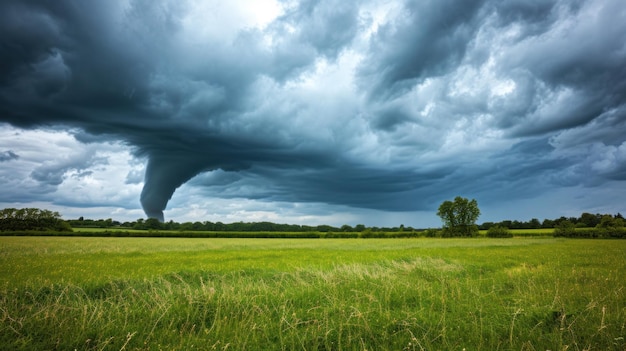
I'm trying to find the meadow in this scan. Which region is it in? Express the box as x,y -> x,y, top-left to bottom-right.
0,236 -> 624,350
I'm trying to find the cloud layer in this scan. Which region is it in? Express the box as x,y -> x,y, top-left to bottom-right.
1,0 -> 625,224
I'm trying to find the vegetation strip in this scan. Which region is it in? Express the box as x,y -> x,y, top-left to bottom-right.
2,207 -> 625,239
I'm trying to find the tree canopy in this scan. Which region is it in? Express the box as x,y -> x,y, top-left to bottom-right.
437,196 -> 481,237
0,208 -> 72,232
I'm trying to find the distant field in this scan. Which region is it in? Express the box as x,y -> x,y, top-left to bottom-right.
72,227 -> 148,233
0,237 -> 624,350
508,228 -> 554,235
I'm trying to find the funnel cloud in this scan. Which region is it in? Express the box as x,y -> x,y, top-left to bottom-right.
140,156 -> 207,222
0,0 -> 625,224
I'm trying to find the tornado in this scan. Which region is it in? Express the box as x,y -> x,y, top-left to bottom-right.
140,155 -> 208,222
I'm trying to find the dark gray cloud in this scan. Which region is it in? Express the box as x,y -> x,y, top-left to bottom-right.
0,150 -> 19,162
0,0 -> 624,222
358,0 -> 486,100
268,0 -> 360,80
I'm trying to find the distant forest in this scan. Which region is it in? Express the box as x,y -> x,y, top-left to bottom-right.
63,212 -> 625,232
1,208 -> 624,239
0,207 -> 623,234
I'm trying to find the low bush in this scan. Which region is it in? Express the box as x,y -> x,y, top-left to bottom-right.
554,220 -> 576,237
486,225 -> 512,238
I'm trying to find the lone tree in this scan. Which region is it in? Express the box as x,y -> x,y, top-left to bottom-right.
437,196 -> 481,237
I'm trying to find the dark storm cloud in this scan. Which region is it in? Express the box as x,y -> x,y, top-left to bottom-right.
359,0 -> 486,100
0,150 -> 19,162
271,0 -> 360,62
495,1 -> 626,136
494,0 -> 559,30
189,162 -> 451,212
1,0 -> 625,220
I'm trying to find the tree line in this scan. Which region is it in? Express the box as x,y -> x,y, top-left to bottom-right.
479,212 -> 624,230
552,213 -> 626,238
67,211 -> 625,234
436,196 -> 624,238
0,208 -> 72,232
67,214 -> 623,232
1,206 -> 624,238
68,217 -> 417,233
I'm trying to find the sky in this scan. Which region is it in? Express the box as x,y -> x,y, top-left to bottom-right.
1,0 -> 625,228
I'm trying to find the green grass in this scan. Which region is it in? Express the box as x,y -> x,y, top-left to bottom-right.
0,237 -> 624,350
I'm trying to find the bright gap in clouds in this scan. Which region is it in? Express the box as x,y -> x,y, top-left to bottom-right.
0,125 -> 144,221
241,0 -> 284,28
182,0 -> 283,42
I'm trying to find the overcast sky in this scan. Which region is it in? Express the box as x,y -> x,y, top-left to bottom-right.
1,0 -> 625,227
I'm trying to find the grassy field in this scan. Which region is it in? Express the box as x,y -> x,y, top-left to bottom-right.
0,237 -> 624,350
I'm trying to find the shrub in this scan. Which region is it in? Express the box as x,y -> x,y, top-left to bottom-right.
554,220 -> 576,237
595,227 -> 626,238
441,225 -> 478,237
424,229 -> 441,237
486,225 -> 512,238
